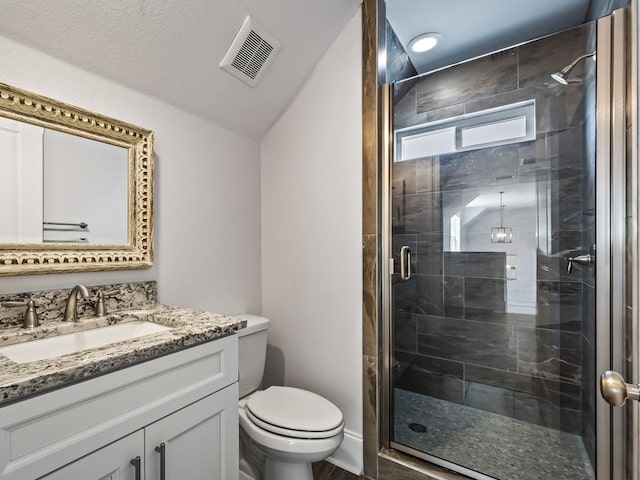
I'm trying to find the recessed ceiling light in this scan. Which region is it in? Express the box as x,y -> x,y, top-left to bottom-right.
409,33 -> 441,53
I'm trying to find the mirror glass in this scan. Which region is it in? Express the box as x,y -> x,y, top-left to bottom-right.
0,81 -> 153,276
0,118 -> 128,245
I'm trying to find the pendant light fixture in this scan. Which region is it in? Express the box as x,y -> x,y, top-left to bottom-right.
491,191 -> 512,243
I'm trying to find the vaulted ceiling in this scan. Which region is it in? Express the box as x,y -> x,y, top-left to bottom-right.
0,0 -> 361,139
0,1 -> 612,139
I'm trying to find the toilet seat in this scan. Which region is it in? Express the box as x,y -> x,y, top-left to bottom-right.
246,386 -> 344,439
246,408 -> 344,439
239,406 -> 344,457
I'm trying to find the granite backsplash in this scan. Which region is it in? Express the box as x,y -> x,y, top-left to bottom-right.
0,281 -> 157,328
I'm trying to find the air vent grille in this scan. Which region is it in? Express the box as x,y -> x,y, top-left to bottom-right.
220,17 -> 281,87
231,31 -> 275,80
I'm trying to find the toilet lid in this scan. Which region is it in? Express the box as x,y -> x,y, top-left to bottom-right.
246,386 -> 343,436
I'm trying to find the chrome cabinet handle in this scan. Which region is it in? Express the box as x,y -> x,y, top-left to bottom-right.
600,370 -> 640,406
400,246 -> 412,281
130,456 -> 141,480
155,443 -> 166,480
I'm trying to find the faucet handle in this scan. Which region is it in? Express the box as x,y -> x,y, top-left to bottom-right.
95,289 -> 119,317
1,299 -> 40,329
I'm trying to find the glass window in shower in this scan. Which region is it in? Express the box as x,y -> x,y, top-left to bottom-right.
389,20 -> 597,480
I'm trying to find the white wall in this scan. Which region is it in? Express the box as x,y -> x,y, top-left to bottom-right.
260,8 -> 363,473
43,129 -> 128,244
0,34 -> 262,315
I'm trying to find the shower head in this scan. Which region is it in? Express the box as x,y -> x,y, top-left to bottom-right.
550,70 -> 570,85
550,51 -> 596,85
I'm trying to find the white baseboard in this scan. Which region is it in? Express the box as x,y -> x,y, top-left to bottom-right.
326,429 -> 363,475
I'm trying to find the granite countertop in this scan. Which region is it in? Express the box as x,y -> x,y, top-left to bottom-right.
0,304 -> 246,405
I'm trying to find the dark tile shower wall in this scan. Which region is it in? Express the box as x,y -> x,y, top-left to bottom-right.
392,21 -> 596,449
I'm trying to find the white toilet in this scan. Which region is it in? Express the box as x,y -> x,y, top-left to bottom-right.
236,315 -> 344,480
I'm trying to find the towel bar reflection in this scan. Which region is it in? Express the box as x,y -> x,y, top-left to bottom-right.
43,238 -> 89,243
43,221 -> 88,229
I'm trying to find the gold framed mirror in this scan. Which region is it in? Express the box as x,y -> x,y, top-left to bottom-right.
0,82 -> 154,276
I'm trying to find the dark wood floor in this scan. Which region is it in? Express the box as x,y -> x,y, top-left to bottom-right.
312,461 -> 365,479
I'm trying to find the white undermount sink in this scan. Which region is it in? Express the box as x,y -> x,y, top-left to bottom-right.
0,320 -> 171,364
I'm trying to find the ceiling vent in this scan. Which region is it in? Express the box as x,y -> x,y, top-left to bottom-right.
220,16 -> 282,88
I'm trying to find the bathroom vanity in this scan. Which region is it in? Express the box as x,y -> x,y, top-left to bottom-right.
0,83 -> 246,479
0,295 -> 245,480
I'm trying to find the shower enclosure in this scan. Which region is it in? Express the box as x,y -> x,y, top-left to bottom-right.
383,9 -> 632,480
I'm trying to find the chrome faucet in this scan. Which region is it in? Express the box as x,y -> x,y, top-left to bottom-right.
63,284 -> 90,322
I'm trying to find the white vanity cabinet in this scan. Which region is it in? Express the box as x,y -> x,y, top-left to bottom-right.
145,384 -> 238,479
0,334 -> 239,480
40,431 -> 144,480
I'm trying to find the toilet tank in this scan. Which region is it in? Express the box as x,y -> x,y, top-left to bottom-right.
236,314 -> 269,398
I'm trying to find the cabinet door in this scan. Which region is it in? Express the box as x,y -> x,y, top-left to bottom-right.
145,383 -> 238,480
39,430 -> 143,480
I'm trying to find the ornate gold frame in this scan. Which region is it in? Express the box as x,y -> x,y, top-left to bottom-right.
0,82 -> 154,276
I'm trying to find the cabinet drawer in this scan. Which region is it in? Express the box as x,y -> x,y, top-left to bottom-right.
0,334 -> 237,480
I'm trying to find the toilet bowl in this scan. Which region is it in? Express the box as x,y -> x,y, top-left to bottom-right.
239,388 -> 344,480
236,315 -> 344,480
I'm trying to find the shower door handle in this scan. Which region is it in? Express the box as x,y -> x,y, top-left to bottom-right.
400,246 -> 412,280
600,370 -> 640,407
566,253 -> 592,274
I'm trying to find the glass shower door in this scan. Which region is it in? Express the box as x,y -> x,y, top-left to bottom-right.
388,20 -> 602,480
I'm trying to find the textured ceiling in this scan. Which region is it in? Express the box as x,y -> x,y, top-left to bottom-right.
387,0 -> 591,74
0,0 -> 361,139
